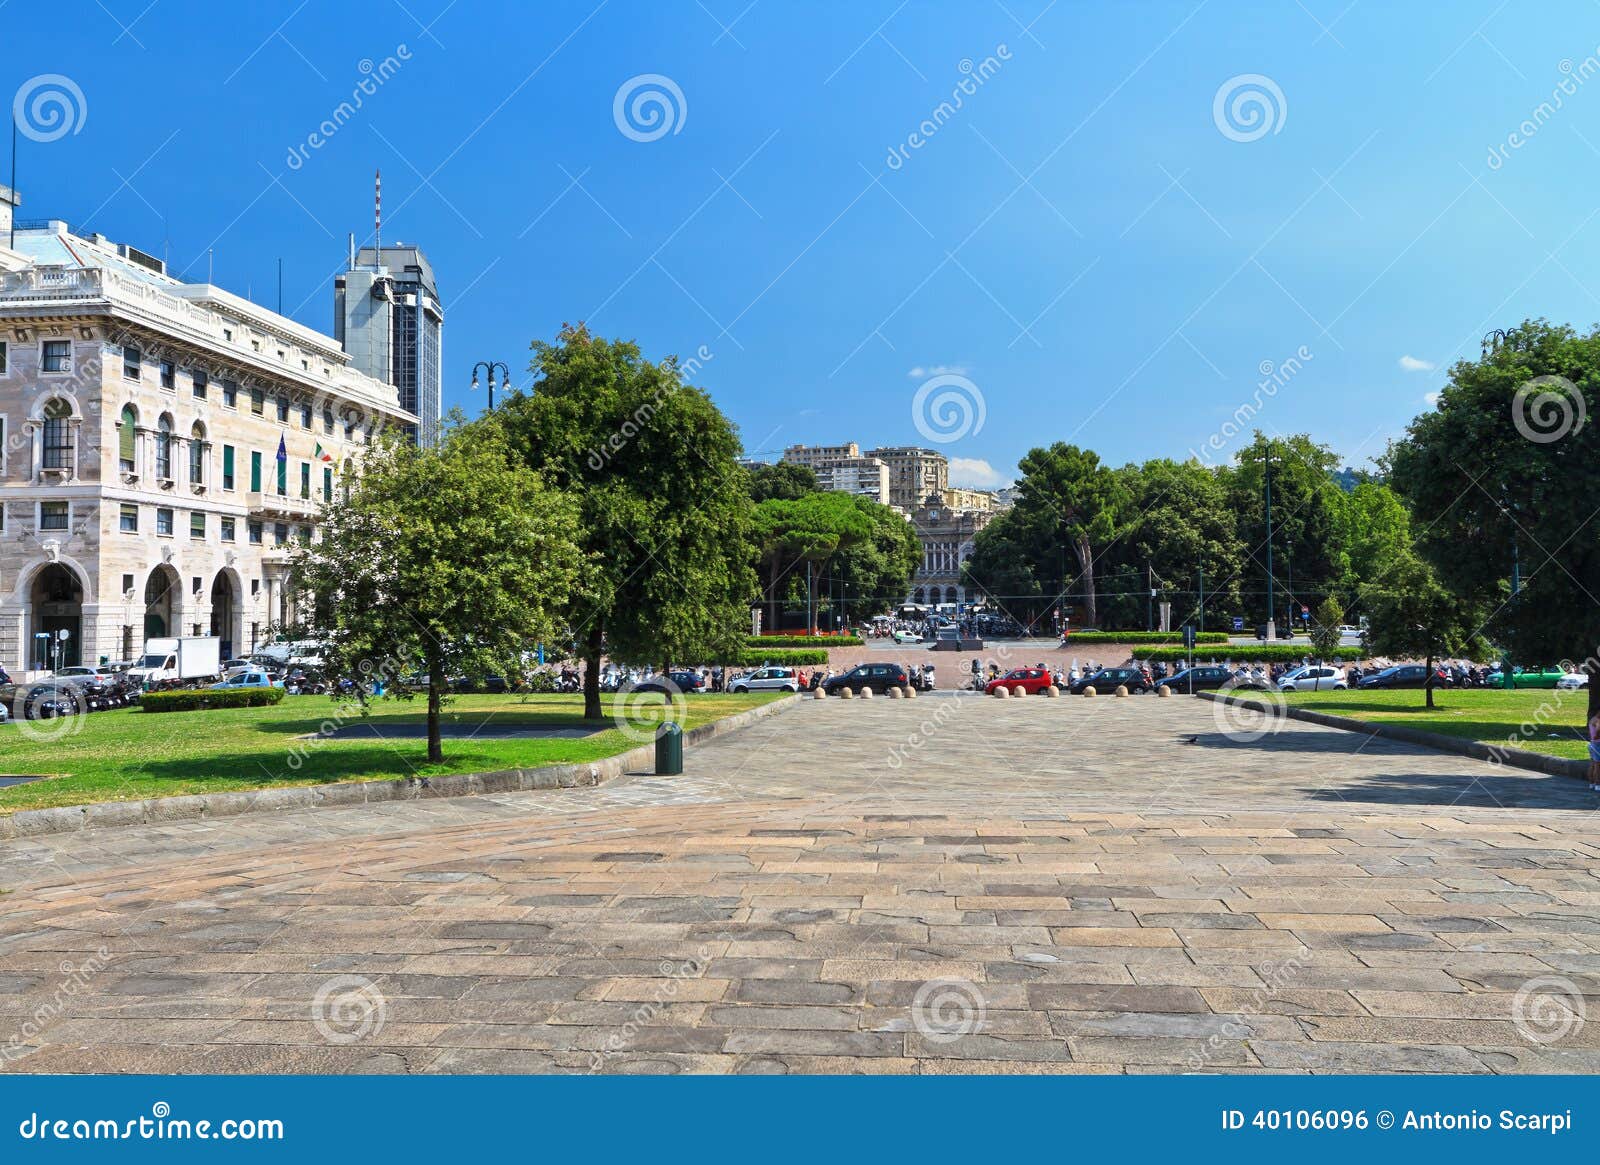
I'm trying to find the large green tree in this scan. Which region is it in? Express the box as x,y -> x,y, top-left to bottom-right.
826,496 -> 921,622
1389,319 -> 1600,717
498,326 -> 756,719
1362,551 -> 1487,708
750,491 -> 874,631
1010,443 -> 1126,628
1110,458 -> 1246,630
1225,433 -> 1347,630
747,460 -> 819,502
293,415 -> 583,762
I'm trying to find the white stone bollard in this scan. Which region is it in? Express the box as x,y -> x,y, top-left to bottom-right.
1082,686 -> 1097,697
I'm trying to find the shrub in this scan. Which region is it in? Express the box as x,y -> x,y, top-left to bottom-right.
1063,631 -> 1229,645
1132,645 -> 1363,664
733,648 -> 828,666
745,635 -> 863,648
138,687 -> 285,713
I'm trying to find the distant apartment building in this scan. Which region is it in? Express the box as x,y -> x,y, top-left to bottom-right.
942,487 -> 994,513
780,441 -> 861,471
814,457 -> 890,505
866,445 -> 948,511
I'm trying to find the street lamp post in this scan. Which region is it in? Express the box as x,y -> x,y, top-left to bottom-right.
469,361 -> 511,410
1263,442 -> 1276,641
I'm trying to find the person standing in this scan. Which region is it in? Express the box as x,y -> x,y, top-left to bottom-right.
1589,711 -> 1600,791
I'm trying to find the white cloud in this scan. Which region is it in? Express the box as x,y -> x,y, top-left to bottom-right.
1424,391 -> 1442,407
1399,355 -> 1435,373
907,364 -> 970,379
949,457 -> 1008,489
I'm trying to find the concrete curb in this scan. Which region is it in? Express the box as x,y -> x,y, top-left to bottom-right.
1197,691 -> 1589,780
0,694 -> 802,840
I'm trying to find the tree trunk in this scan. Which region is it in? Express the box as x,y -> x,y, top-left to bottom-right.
1074,534 -> 1098,628
1425,650 -> 1435,710
583,621 -> 604,721
425,644 -> 444,765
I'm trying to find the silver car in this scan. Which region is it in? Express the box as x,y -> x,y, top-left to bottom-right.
729,667 -> 800,693
1277,664 -> 1347,691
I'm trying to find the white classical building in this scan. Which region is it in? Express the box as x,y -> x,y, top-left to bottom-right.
0,189 -> 414,675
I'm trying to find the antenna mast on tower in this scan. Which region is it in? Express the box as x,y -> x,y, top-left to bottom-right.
373,168 -> 381,265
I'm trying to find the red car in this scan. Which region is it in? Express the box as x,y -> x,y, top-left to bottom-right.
985,666 -> 1057,695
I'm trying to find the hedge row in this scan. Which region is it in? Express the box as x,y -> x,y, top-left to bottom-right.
138,687 -> 286,713
1063,630 -> 1229,645
745,635 -> 863,648
734,648 -> 829,666
1131,645 -> 1364,664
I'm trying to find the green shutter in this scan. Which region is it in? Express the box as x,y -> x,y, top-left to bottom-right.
277,456 -> 287,495
323,466 -> 333,501
222,444 -> 235,487
250,451 -> 262,492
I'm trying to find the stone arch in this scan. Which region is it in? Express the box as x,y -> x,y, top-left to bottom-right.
28,561 -> 85,669
209,568 -> 243,660
143,564 -> 183,640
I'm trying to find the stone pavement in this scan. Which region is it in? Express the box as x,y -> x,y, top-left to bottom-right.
3,693 -> 1599,1074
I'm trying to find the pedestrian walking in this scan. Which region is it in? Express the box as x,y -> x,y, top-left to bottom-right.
1588,711 -> 1600,791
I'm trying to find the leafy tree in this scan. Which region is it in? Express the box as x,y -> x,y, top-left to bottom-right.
1332,480 -> 1412,598
1011,443 -> 1126,627
293,416 -> 583,762
750,491 -> 873,631
1225,433 -> 1347,629
747,461 -> 819,502
825,496 -> 921,622
1389,319 -> 1600,718
1308,595 -> 1345,662
963,506 -> 1055,628
1362,552 -> 1487,708
1112,458 -> 1246,630
498,325 -> 756,719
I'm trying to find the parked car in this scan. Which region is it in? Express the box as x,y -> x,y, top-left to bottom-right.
210,670 -> 284,691
633,670 -> 705,696
0,679 -> 83,720
730,667 -> 802,693
984,666 -> 1057,695
1358,664 -> 1446,690
1277,664 -> 1347,692
1158,666 -> 1267,693
1485,665 -> 1567,689
822,663 -> 911,696
891,629 -> 924,644
1555,671 -> 1590,690
1068,667 -> 1151,694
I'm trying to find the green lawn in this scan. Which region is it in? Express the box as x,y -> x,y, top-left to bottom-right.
1281,688 -> 1591,760
0,691 -> 784,814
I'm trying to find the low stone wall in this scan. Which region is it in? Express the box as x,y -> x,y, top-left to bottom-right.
0,694 -> 802,841
1198,691 -> 1588,780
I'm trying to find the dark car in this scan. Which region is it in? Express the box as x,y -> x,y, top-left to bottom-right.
1158,665 -> 1270,693
1358,664 -> 1448,690
822,663 -> 912,696
1069,666 -> 1151,695
1,679 -> 84,720
633,670 -> 705,696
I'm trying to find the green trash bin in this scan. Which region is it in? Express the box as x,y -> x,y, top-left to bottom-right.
655,722 -> 683,775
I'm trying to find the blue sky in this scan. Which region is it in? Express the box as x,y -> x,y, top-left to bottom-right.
9,0 -> 1600,486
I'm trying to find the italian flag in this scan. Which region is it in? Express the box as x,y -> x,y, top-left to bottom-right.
314,443 -> 334,464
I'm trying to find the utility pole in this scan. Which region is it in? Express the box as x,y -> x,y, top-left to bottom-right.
1197,565 -> 1205,633
1146,561 -> 1153,632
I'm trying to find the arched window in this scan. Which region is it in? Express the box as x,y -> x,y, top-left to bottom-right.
155,415 -> 173,480
189,421 -> 207,485
41,398 -> 73,470
118,405 -> 138,474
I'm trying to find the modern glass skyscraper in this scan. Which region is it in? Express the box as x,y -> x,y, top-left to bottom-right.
334,243 -> 443,446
